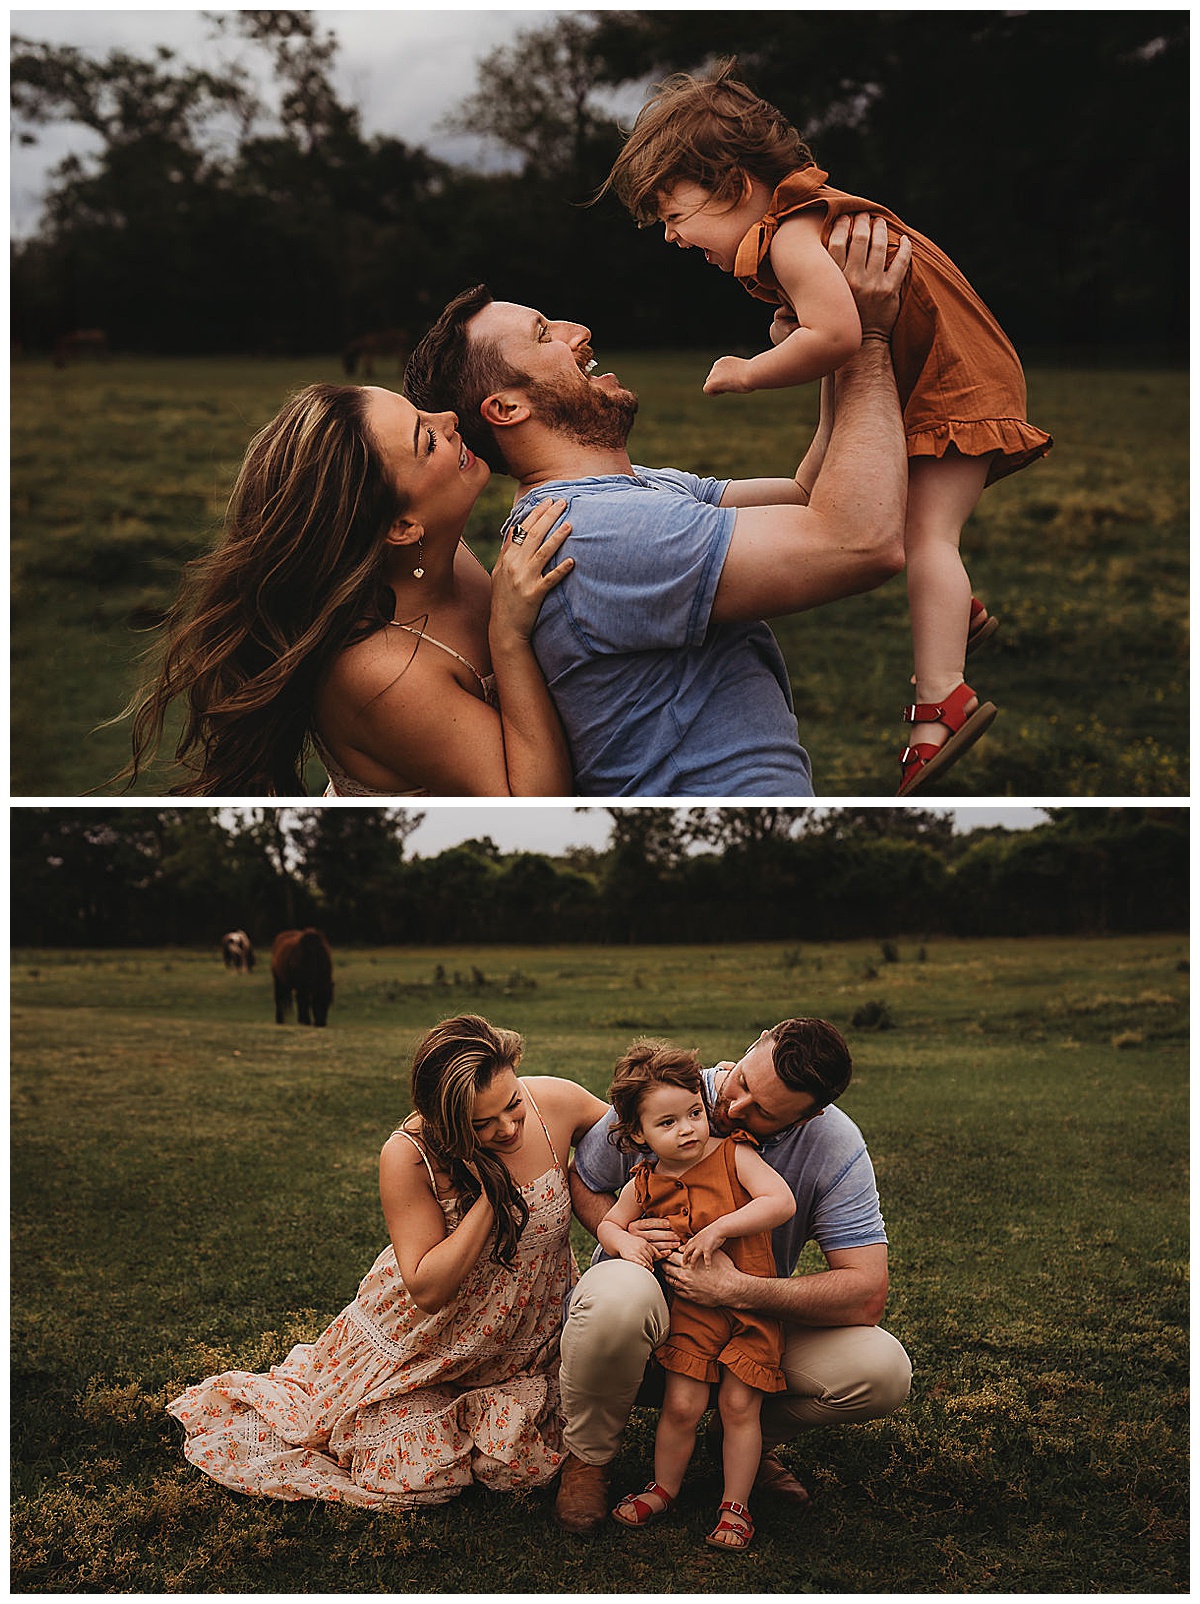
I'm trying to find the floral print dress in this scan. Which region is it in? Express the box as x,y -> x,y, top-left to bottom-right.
167,1085 -> 575,1507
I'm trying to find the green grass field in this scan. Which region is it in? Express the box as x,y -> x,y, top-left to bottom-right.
10,936 -> 1188,1592
9,352 -> 1189,798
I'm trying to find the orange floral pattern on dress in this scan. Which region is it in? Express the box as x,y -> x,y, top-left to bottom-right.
168,1096 -> 576,1509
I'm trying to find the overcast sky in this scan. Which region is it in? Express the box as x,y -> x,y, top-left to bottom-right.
400,805 -> 1051,857
10,8 -> 641,236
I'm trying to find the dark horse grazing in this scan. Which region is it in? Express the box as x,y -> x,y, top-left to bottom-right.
271,929 -> 334,1027
221,930 -> 255,973
341,327 -> 409,377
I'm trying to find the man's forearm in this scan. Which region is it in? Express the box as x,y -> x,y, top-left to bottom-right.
568,1163 -> 615,1238
726,1263 -> 888,1327
806,335 -> 908,556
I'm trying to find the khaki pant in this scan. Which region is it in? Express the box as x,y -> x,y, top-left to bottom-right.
559,1258 -> 913,1465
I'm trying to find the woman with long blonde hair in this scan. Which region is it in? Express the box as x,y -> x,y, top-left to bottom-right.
168,1014 -> 608,1508
123,382 -> 574,795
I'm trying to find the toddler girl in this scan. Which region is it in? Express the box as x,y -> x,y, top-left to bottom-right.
598,1039 -> 795,1553
601,59 -> 1053,795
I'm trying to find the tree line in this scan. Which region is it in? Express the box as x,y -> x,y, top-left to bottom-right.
10,807 -> 1188,950
10,11 -> 1188,359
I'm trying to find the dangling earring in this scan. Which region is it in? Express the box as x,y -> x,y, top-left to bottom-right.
412,537 -> 425,580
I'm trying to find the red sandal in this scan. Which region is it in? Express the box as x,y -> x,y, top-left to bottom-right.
897,681 -> 997,796
967,597 -> 999,656
612,1480 -> 675,1528
705,1499 -> 755,1552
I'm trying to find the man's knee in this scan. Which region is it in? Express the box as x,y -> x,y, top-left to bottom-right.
854,1326 -> 913,1417
562,1259 -> 669,1369
780,1324 -> 913,1423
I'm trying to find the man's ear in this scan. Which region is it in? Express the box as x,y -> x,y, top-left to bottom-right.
383,516 -> 424,550
480,391 -> 532,430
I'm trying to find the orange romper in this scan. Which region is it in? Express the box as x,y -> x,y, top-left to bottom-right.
635,1133 -> 785,1394
734,166 -> 1053,487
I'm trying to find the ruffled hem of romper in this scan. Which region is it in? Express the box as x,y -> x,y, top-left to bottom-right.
906,418 -> 1053,486
657,1340 -> 787,1395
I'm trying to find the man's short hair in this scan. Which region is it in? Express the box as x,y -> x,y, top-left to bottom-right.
770,1018 -> 853,1109
403,284 -> 524,474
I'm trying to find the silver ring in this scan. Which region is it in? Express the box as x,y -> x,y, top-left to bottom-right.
509,523 -> 527,545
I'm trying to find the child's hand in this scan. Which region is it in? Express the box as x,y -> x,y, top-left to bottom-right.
703,355 -> 754,395
682,1222 -> 728,1267
616,1235 -> 658,1270
769,308 -> 800,346
628,1217 -> 682,1261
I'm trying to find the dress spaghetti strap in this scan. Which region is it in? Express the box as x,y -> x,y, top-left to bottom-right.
520,1081 -> 561,1171
389,623 -> 497,704
391,1126 -> 439,1191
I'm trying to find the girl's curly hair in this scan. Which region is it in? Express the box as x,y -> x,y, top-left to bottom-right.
607,1037 -> 707,1154
597,57 -> 814,228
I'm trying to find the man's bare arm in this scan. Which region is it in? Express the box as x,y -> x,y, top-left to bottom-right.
662,1241 -> 889,1327
568,1161 -> 614,1238
711,217 -> 910,622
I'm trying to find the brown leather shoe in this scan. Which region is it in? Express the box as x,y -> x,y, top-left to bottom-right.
755,1451 -> 812,1510
553,1452 -> 612,1534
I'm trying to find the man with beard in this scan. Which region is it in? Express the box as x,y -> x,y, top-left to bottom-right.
404,216 -> 909,795
551,1019 -> 911,1534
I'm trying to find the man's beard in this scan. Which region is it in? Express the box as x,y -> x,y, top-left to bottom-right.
525,370 -> 638,452
707,1098 -> 735,1136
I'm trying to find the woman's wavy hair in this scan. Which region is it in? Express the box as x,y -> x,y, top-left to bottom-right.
607,1037 -> 707,1155
597,56 -> 814,227
118,383 -> 406,795
409,1015 -> 530,1270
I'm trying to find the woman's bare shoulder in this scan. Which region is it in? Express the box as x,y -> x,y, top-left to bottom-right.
381,1121 -> 428,1173
523,1075 -> 609,1133
323,624 -> 431,706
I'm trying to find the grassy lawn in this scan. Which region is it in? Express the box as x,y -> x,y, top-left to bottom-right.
9,352 -> 1189,798
10,935 -> 1189,1592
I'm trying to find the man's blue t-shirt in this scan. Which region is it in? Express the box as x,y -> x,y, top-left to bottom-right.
572,1066 -> 888,1278
506,468 -> 813,797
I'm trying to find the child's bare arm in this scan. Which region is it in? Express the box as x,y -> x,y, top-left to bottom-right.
682,1145 -> 796,1266
795,374 -> 835,501
596,1179 -> 658,1269
704,213 -> 862,396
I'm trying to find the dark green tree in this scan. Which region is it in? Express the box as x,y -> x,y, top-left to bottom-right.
583,9 -> 1190,347
600,808 -> 692,942
11,17 -> 454,352
443,14 -> 616,188
808,807 -> 956,846
289,808 -> 423,942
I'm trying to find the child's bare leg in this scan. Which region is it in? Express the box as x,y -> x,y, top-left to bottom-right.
904,448 -> 992,749
652,1372 -> 711,1496
710,1370 -> 764,1546
613,1371 -> 710,1520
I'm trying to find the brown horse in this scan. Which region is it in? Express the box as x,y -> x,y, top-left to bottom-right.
271,929 -> 334,1026
341,328 -> 409,378
221,930 -> 255,973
